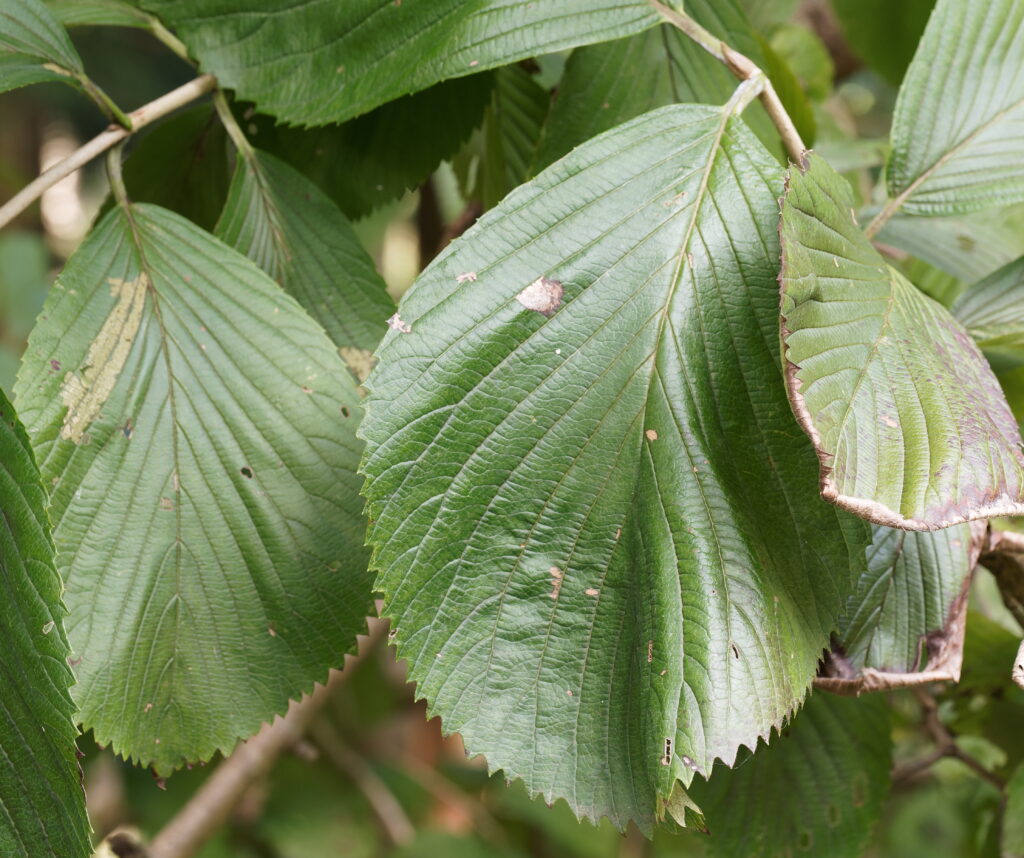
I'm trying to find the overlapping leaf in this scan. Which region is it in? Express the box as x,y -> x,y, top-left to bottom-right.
0,0 -> 83,94
0,389 -> 90,857
887,0 -> 1024,215
953,257 -> 1024,368
360,104 -> 870,831
45,0 -> 149,28
215,147 -> 394,365
780,154 -> 1024,529
690,693 -> 891,858
16,203 -> 372,773
137,0 -> 660,126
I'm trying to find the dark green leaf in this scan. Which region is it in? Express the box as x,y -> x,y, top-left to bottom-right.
953,256 -> 1024,370
1005,761 -> 1024,857
118,105 -> 231,232
690,693 -> 891,858
780,153 -> 1024,529
244,74 -> 494,220
137,0 -> 660,126
215,147 -> 394,364
0,52 -> 70,93
0,0 -> 83,94
360,104 -> 870,831
888,0 -> 1024,215
15,203 -> 372,773
45,0 -> 150,28
831,0 -> 934,85
0,388 -> 90,858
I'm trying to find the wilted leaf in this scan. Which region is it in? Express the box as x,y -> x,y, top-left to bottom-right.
360,104 -> 869,831
887,0 -> 1024,215
0,388 -> 90,857
16,203 -> 372,773
690,693 -> 891,858
780,153 -> 1024,529
137,0 -> 660,126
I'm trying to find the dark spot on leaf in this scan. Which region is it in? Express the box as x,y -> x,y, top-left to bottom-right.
241,466 -> 253,479
341,406 -> 351,418
798,830 -> 813,851
827,803 -> 841,827
731,644 -> 740,659
50,359 -> 61,372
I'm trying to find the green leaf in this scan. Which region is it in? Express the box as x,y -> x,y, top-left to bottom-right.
534,1 -> 782,171
831,0 -> 934,85
768,23 -> 833,102
1005,762 -> 1024,858
360,104 -> 870,831
245,74 -> 495,220
953,257 -> 1024,369
15,203 -> 372,773
0,0 -> 84,94
117,105 -> 231,233
738,0 -> 798,32
136,0 -> 659,126
215,147 -> 394,364
780,153 -> 1024,529
0,388 -> 90,857
689,693 -> 891,858
45,0 -> 150,28
887,0 -> 1024,215
837,524 -> 977,674
454,66 -> 550,210
873,204 -> 1024,283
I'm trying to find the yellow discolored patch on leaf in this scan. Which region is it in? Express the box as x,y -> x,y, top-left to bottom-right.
60,274 -> 148,444
339,346 -> 376,383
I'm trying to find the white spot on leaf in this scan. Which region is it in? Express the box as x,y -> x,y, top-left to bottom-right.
516,277 -> 564,316
387,313 -> 412,334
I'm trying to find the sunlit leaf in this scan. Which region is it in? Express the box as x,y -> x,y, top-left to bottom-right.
360,104 -> 870,831
780,153 -> 1024,529
16,203 -> 372,773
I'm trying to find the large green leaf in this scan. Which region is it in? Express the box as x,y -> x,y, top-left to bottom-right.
0,0 -> 83,94
360,104 -> 870,831
245,74 -> 494,220
45,0 -> 149,28
779,154 -> 1024,529
953,257 -> 1024,369
137,0 -> 660,126
454,65 -> 550,210
534,0 -> 788,171
821,523 -> 978,690
215,147 -> 394,366
0,389 -> 90,857
1006,762 -> 1024,858
887,0 -> 1024,215
831,0 -> 934,86
15,203 -> 372,773
690,693 -> 891,858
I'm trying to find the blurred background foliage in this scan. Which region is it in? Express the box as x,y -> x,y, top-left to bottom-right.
5,0 -> 1024,855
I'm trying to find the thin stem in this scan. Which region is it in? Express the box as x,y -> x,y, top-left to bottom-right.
212,89 -> 255,161
0,74 -> 216,231
145,15 -> 193,64
106,143 -> 129,208
651,0 -> 806,163
77,74 -> 133,130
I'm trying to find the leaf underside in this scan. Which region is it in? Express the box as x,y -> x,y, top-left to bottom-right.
360,104 -> 870,832
887,0 -> 1024,215
137,0 -> 660,126
690,692 -> 891,858
0,389 -> 90,857
953,255 -> 1024,369
16,203 -> 373,773
780,153 -> 1024,530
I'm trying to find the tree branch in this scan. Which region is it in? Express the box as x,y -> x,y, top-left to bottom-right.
651,0 -> 806,162
0,74 -> 217,231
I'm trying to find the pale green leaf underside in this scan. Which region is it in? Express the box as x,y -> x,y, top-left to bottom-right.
953,256 -> 1024,368
887,0 -> 1024,215
360,104 -> 869,832
137,0 -> 660,126
534,0 -> 779,171
15,204 -> 372,773
780,154 -> 1024,529
690,693 -> 891,858
216,148 -> 394,359
839,524 -> 973,673
0,389 -> 90,857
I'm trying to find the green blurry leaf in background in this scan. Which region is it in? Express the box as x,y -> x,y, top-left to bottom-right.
831,0 -> 934,86
361,103 -> 870,832
135,0 -> 660,126
690,693 -> 891,858
16,202 -> 373,773
0,388 -> 90,857
887,0 -> 1024,216
1004,763 -> 1024,858
780,154 -> 1024,529
954,256 -> 1024,371
0,231 -> 48,398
